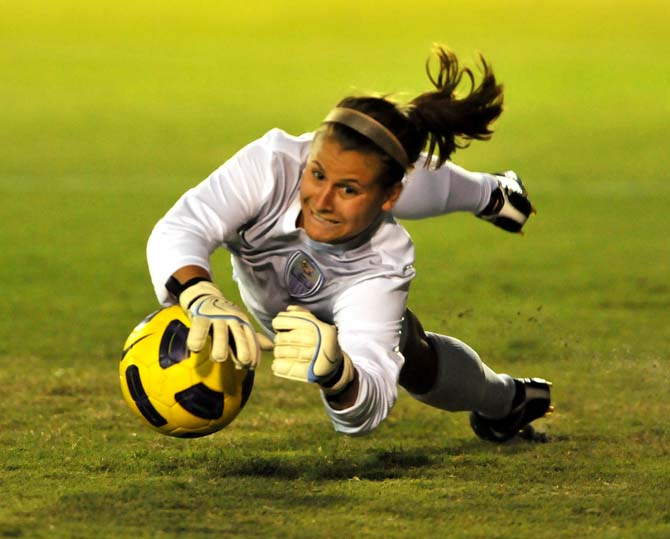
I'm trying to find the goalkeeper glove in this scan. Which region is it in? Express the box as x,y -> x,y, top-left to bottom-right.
478,171 -> 535,233
178,280 -> 261,369
271,306 -> 355,395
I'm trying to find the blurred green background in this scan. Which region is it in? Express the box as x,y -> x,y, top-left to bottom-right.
3,0 -> 668,359
1,1 -> 669,537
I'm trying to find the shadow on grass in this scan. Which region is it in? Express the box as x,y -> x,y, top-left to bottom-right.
38,440 -> 560,536
148,436 -> 547,481
186,440 -> 544,481
44,449 -> 443,531
220,447 -> 437,481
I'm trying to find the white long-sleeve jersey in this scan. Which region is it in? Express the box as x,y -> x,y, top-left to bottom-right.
147,128 -> 498,435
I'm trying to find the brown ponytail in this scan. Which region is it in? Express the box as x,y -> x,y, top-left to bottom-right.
408,46 -> 504,169
319,46 -> 504,187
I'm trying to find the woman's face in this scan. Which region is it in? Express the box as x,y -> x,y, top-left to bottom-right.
298,135 -> 402,244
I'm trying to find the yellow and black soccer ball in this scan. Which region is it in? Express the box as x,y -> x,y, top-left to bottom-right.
119,306 -> 254,438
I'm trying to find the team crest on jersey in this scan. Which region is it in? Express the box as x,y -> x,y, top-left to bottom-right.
285,251 -> 324,298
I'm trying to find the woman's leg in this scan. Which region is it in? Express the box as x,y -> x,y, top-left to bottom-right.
398,308 -> 516,418
398,308 -> 553,442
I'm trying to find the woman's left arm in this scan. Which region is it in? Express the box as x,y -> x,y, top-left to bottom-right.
393,155 -> 499,219
393,157 -> 535,233
323,276 -> 410,436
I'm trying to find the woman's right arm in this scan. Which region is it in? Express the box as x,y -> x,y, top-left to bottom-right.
146,134 -> 278,305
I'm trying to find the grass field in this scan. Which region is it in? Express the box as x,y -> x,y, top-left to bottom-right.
1,1 -> 669,537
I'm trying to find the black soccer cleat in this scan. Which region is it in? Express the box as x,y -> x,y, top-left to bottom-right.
470,378 -> 553,443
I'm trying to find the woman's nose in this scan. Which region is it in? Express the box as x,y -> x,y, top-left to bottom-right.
312,184 -> 334,210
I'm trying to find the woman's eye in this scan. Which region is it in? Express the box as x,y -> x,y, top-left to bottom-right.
312,169 -> 325,180
342,186 -> 359,196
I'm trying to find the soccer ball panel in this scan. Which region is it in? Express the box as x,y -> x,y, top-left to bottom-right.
123,365 -> 168,428
119,306 -> 254,438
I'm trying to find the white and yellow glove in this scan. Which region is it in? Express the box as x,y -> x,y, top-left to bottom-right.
271,306 -> 354,395
179,281 -> 261,369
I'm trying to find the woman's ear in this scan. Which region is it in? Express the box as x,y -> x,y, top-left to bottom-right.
381,182 -> 403,212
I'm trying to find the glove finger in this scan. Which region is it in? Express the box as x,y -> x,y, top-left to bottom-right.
273,343 -> 316,361
243,324 -> 260,369
257,333 -> 274,351
272,357 -> 309,382
271,312 -> 299,332
187,316 -> 211,352
272,312 -> 316,332
274,327 -> 317,347
210,319 -> 229,362
228,320 -> 251,368
508,191 -> 533,217
286,305 -> 310,313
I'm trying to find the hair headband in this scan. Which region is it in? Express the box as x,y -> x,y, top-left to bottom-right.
322,107 -> 410,170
